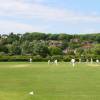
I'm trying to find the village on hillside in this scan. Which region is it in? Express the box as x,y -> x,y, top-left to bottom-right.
0,32 -> 100,61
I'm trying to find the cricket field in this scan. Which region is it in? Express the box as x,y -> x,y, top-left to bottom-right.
0,62 -> 100,100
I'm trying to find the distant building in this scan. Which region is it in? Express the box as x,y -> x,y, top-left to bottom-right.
82,41 -> 93,49
48,40 -> 62,47
2,35 -> 8,39
63,48 -> 76,54
70,38 -> 80,43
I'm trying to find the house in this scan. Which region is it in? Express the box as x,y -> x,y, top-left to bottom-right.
63,48 -> 77,54
70,38 -> 80,43
48,40 -> 62,47
82,41 -> 93,49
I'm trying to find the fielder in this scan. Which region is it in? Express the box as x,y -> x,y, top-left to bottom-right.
79,58 -> 81,63
48,60 -> 50,65
96,59 -> 99,63
86,59 -> 89,63
91,58 -> 93,64
54,60 -> 58,66
71,58 -> 75,67
30,58 -> 32,63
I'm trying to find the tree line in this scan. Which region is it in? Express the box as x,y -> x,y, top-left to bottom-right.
0,32 -> 100,61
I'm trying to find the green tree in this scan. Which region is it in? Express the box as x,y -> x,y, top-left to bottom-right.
92,44 -> 100,55
7,32 -> 20,44
11,41 -> 21,55
49,47 -> 62,55
58,33 -> 72,41
33,42 -> 49,57
21,41 -> 30,55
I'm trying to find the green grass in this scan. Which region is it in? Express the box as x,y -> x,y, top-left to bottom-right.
0,62 -> 100,100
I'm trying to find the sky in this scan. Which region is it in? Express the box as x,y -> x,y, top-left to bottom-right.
0,0 -> 100,34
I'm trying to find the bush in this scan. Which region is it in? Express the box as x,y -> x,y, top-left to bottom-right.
0,55 -> 100,62
0,55 -> 50,62
50,55 -> 63,61
0,55 -> 31,62
63,56 -> 72,62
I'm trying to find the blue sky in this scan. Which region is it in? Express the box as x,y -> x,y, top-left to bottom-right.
0,0 -> 100,34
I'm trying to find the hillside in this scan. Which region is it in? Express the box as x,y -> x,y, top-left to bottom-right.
0,32 -> 100,61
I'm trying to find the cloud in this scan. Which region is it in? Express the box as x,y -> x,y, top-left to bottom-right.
0,0 -> 100,23
0,0 -> 100,34
0,20 -> 47,34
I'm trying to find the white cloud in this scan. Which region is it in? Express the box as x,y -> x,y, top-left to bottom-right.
0,0 -> 100,34
0,20 -> 47,34
0,0 -> 100,23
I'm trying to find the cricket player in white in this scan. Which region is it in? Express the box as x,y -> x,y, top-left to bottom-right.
79,58 -> 81,63
30,58 -> 32,63
48,60 -> 50,65
96,59 -> 99,63
71,58 -> 75,67
86,59 -> 89,63
54,60 -> 58,66
91,58 -> 93,64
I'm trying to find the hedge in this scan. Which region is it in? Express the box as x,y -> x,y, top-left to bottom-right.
0,55 -> 100,62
